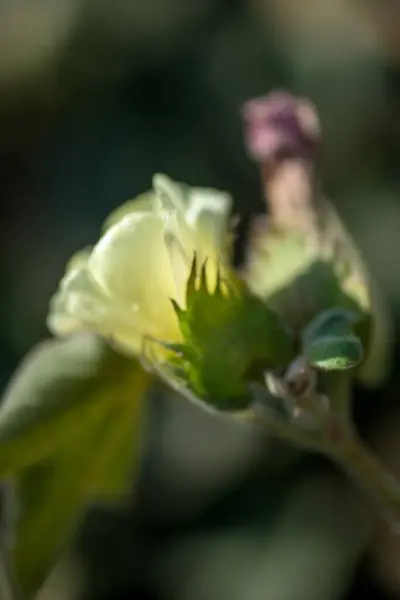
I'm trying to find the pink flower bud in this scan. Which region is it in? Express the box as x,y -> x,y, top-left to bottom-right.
242,91 -> 321,164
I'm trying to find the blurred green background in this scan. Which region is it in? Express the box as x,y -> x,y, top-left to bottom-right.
2,1 -> 400,599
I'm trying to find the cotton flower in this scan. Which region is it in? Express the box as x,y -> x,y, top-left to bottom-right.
48,175 -> 233,356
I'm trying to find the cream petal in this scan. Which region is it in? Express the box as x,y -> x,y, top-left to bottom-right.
187,187 -> 232,219
101,192 -> 158,233
153,174 -> 187,213
88,211 -> 181,341
63,247 -> 93,277
48,259 -> 152,354
48,175 -> 234,356
163,211 -> 194,307
185,188 -> 232,247
163,185 -> 233,297
47,295 -> 84,336
48,249 -> 96,336
186,188 -> 232,289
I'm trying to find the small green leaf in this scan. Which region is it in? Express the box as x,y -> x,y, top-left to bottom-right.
305,334 -> 363,371
301,308 -> 364,372
0,334 -> 151,595
301,307 -> 362,348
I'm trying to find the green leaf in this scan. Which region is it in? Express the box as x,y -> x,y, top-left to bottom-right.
305,334 -> 363,371
301,307 -> 363,371
0,334 -> 151,596
244,199 -> 391,387
301,307 -> 362,348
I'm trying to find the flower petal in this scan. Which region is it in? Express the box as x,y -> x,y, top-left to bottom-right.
153,174 -> 187,213
101,192 -> 157,234
160,181 -> 233,296
186,188 -> 233,289
48,175 -> 234,358
48,253 -> 152,354
88,211 -> 181,341
163,211 -> 194,307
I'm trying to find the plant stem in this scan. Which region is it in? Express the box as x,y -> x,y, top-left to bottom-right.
0,549 -> 21,600
327,427 -> 400,532
244,389 -> 400,531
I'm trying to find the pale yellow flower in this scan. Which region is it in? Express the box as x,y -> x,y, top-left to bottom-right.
48,175 -> 233,355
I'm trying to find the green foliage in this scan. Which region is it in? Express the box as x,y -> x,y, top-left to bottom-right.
304,334 -> 363,371
0,334 -> 150,596
246,226 -> 367,337
302,307 -> 362,345
301,307 -> 364,371
244,201 -> 390,386
171,257 -> 295,408
0,178 -> 390,597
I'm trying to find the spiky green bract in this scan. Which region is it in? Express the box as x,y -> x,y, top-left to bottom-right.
171,257 -> 295,410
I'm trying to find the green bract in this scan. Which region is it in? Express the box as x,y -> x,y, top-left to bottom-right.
164,257 -> 295,409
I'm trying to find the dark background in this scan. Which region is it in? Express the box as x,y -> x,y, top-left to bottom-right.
3,1 -> 400,598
